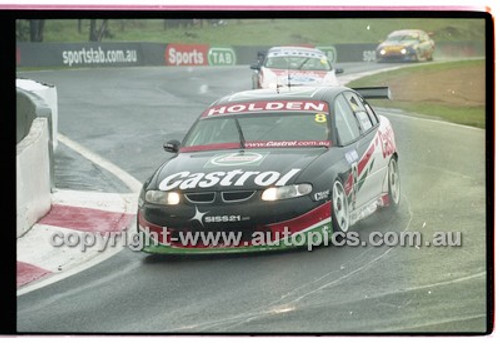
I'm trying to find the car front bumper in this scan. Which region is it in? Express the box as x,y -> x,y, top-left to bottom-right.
136,197 -> 333,254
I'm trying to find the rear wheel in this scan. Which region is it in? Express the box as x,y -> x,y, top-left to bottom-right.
387,157 -> 401,209
331,180 -> 349,233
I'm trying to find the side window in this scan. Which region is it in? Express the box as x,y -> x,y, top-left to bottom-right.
364,101 -> 379,125
356,111 -> 373,132
358,95 -> 379,125
344,92 -> 364,112
334,95 -> 361,145
344,92 -> 374,133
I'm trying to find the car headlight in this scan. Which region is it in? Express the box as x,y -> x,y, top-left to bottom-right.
380,49 -> 386,55
261,184 -> 312,201
138,188 -> 145,208
145,190 -> 180,205
400,48 -> 407,54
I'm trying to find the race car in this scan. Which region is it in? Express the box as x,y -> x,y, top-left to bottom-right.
376,29 -> 435,62
137,86 -> 400,254
250,46 -> 344,89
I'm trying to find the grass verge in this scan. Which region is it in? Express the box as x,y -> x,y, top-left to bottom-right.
347,60 -> 485,128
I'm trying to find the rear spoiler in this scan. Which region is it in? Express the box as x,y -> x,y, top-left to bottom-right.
352,87 -> 392,100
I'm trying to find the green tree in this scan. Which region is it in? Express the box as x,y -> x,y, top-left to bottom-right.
89,19 -> 110,42
29,20 -> 45,42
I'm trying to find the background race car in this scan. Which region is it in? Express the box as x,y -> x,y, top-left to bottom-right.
250,46 -> 344,89
376,29 -> 435,62
137,86 -> 400,254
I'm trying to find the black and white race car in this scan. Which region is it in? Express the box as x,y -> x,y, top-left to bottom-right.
250,46 -> 344,89
137,86 -> 400,254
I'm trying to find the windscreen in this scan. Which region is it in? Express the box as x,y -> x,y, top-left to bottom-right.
264,56 -> 332,71
182,112 -> 332,152
387,33 -> 419,42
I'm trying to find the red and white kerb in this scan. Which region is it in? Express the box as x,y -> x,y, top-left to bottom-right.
201,100 -> 329,117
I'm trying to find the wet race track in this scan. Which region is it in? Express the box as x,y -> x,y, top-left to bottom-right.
17,63 -> 487,333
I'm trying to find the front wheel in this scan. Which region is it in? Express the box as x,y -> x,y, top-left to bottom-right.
331,180 -> 350,232
251,77 -> 258,89
387,157 -> 401,209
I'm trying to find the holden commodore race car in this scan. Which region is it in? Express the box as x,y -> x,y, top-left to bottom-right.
250,46 -> 344,89
376,29 -> 435,62
137,86 -> 400,254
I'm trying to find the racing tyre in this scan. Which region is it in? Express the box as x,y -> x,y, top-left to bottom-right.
331,180 -> 350,233
251,75 -> 259,89
387,156 -> 401,210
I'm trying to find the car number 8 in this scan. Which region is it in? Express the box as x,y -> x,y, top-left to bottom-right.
315,113 -> 327,123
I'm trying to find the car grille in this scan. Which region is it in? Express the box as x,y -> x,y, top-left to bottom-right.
221,190 -> 255,203
183,190 -> 256,204
184,192 -> 216,204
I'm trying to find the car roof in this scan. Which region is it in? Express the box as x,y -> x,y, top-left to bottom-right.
211,86 -> 349,106
266,46 -> 327,58
388,29 -> 425,36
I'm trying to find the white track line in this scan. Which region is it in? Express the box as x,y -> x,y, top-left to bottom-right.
380,110 -> 484,131
338,65 -> 406,85
51,189 -> 138,214
58,133 -> 142,193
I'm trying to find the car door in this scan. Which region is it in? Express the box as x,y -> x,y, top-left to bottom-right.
332,94 -> 361,211
421,32 -> 433,57
342,92 -> 386,207
417,32 -> 431,58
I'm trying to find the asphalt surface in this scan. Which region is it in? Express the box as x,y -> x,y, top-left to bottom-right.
16,63 -> 487,333
54,142 -> 130,193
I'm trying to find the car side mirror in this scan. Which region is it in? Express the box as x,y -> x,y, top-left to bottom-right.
335,68 -> 344,74
250,64 -> 260,70
163,139 -> 180,153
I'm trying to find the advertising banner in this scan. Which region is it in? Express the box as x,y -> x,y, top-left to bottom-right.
17,42 -> 484,68
165,43 -> 209,66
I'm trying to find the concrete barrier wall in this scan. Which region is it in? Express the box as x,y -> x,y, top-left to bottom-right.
17,41 -> 485,68
16,87 -> 56,237
16,117 -> 52,237
16,88 -> 54,191
17,79 -> 58,150
16,89 -> 38,144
